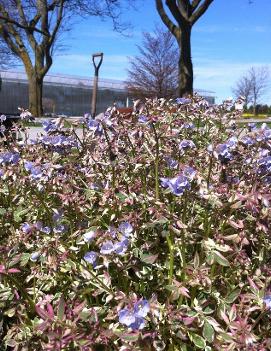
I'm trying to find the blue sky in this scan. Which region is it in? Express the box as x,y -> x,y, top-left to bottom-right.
50,0 -> 271,103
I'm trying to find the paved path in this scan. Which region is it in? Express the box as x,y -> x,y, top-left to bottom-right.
20,127 -> 83,142
237,118 -> 271,123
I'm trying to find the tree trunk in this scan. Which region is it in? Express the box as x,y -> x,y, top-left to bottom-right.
178,25 -> 193,97
28,72 -> 43,116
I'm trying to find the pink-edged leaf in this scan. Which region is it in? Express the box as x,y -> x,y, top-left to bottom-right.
178,286 -> 190,298
220,309 -> 230,325
247,277 -> 258,291
182,316 -> 195,325
57,296 -> 66,321
73,300 -> 86,315
0,265 -> 5,273
46,303 -> 55,319
35,305 -> 51,320
0,265 -> 20,274
7,268 -> 21,273
36,320 -> 48,332
228,219 -> 244,229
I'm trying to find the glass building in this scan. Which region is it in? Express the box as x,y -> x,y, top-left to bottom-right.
0,70 -> 215,116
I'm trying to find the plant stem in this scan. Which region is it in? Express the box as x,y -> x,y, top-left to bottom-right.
151,122 -> 160,200
166,233 -> 174,284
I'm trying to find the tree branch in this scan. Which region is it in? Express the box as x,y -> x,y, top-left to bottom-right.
191,0 -> 202,11
0,14 -> 49,36
155,0 -> 180,39
190,0 -> 214,24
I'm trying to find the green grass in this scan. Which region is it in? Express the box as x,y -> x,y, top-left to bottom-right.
242,113 -> 269,119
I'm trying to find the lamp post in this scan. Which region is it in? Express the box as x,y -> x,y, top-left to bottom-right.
91,52 -> 103,118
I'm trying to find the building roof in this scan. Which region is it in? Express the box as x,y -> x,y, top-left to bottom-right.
0,70 -> 215,96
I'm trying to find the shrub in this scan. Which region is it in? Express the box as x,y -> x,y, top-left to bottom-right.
0,96 -> 270,350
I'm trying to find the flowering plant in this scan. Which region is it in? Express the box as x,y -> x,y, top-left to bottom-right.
0,96 -> 270,350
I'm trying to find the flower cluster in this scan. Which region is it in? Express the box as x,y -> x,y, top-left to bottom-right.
118,299 -> 150,330
0,96 -> 270,350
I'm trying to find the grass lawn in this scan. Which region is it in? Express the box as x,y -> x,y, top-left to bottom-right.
242,113 -> 269,119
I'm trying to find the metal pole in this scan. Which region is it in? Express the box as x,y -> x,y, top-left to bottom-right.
91,52 -> 103,118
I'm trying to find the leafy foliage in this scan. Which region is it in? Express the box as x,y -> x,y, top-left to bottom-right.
0,96 -> 271,350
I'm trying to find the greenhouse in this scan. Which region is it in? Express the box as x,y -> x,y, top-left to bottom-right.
0,70 -> 215,116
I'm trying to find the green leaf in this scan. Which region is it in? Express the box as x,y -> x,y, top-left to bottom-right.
114,330 -> 139,342
140,253 -> 158,264
13,208 -> 29,222
203,321 -> 214,343
213,251 -> 230,266
189,333 -> 206,349
115,192 -> 128,202
5,339 -> 17,347
225,289 -> 241,304
20,253 -> 30,266
57,296 -> 65,321
0,208 -> 6,216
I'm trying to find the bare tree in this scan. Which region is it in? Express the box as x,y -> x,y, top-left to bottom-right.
0,0 -> 133,116
155,0 -> 214,97
0,37 -> 14,68
0,0 -> 67,116
233,66 -> 270,115
232,76 -> 253,108
126,26 -> 178,99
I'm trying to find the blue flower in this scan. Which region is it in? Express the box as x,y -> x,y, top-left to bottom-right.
114,237 -> 129,255
30,166 -> 43,180
42,120 -> 58,133
183,166 -> 196,180
161,175 -> 191,196
108,226 -> 117,238
87,119 -> 103,136
39,135 -> 77,147
41,226 -> 51,234
129,317 -> 146,330
226,136 -> 238,149
176,97 -> 191,105
118,222 -> 133,237
264,128 -> 271,140
258,156 -> 271,175
52,209 -> 63,223
133,300 -> 150,317
214,144 -> 233,163
54,224 -> 67,234
24,161 -> 34,171
118,309 -> 136,327
31,252 -> 40,262
118,300 -> 150,330
181,122 -> 194,129
100,241 -> 115,255
165,157 -> 178,170
263,295 -> 271,309
0,152 -> 20,165
241,136 -> 255,146
160,177 -> 170,188
170,176 -> 191,196
84,251 -> 98,266
179,139 -> 195,151
83,230 -> 96,242
22,223 -> 32,234
258,149 -> 270,158
138,115 -> 148,124
0,115 -> 6,122
247,122 -> 256,131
